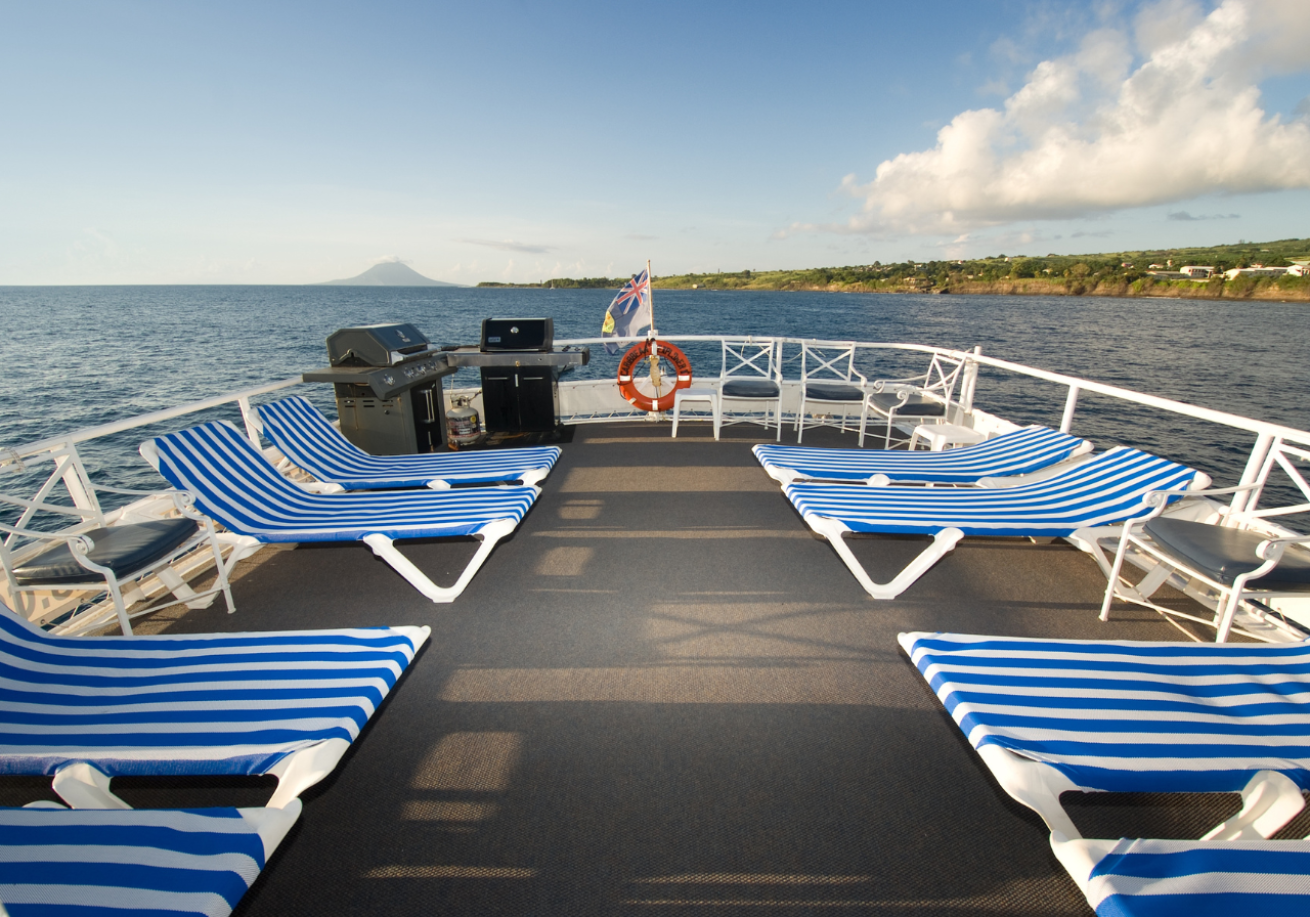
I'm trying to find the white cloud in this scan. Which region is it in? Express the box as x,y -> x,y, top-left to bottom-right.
370,254 -> 410,265
824,0 -> 1310,237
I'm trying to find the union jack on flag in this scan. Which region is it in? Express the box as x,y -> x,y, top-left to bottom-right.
601,269 -> 652,354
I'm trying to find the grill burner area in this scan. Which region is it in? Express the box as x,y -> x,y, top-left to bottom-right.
303,324 -> 456,455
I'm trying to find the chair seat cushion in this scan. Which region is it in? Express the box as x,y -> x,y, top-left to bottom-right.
804,383 -> 864,402
866,392 -> 946,416
12,518 -> 200,586
1143,517 -> 1310,589
722,379 -> 780,398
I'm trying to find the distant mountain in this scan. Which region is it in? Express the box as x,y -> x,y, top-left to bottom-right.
319,262 -> 460,286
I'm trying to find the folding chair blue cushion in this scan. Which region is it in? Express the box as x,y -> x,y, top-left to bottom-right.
0,802 -> 299,917
754,425 -> 1091,485
784,447 -> 1203,598
258,396 -> 561,489
0,605 -> 428,809
1082,838 -> 1310,917
141,421 -> 540,602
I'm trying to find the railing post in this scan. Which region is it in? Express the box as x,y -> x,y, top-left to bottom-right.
1059,386 -> 1081,433
960,346 -> 981,413
238,396 -> 262,446
58,445 -> 102,518
1232,433 -> 1275,515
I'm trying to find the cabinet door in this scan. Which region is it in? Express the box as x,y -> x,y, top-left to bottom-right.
516,370 -> 557,432
480,369 -> 520,433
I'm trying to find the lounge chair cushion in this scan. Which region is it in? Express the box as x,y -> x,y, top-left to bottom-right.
1086,838 -> 1310,917
11,518 -> 199,586
1143,517 -> 1310,588
721,379 -> 780,399
865,391 -> 946,416
0,607 -> 428,779
899,631 -> 1310,793
803,382 -> 864,402
0,806 -> 277,917
755,426 -> 1090,484
258,396 -> 560,489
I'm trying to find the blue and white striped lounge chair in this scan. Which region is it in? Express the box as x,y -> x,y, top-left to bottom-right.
783,447 -> 1206,599
753,424 -> 1093,486
0,605 -> 428,810
140,421 -> 540,602
257,396 -> 561,490
899,632 -> 1310,915
0,802 -> 300,917
1073,837 -> 1310,917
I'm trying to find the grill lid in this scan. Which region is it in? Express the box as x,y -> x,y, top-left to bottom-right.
327,324 -> 436,367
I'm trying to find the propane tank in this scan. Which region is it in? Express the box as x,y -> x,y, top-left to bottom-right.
446,396 -> 482,446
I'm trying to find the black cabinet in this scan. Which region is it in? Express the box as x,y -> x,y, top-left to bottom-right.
480,367 -> 559,434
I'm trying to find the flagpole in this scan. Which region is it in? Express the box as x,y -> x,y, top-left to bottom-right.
646,258 -> 654,339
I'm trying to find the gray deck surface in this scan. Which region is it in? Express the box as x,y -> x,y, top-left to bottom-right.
5,420 -> 1300,915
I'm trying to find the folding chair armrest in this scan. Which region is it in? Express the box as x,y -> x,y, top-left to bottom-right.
91,484 -> 183,497
0,519 -> 97,552
1139,475 -> 1227,509
0,491 -> 99,520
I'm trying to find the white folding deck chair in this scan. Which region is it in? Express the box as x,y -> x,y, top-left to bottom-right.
794,342 -> 868,443
899,631 -> 1310,915
256,395 -> 561,489
0,604 -> 429,810
1100,438 -> 1310,643
859,351 -> 967,448
0,802 -> 301,917
0,486 -> 239,636
717,339 -> 783,441
141,421 -> 540,603
782,447 -> 1206,599
753,425 -> 1093,486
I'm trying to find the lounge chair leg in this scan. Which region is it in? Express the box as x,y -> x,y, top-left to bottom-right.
518,467 -> 549,488
239,799 -> 304,861
1202,770 -> 1305,840
266,738 -> 352,809
53,762 -> 131,810
805,514 -> 964,599
362,519 -> 517,603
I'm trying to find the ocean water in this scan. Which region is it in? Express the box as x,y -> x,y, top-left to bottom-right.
1,285 -> 1308,507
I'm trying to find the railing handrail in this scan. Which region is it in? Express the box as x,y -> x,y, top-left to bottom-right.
4,376 -> 303,462
6,334 -> 1310,461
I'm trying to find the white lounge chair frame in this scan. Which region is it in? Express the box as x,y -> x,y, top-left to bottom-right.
140,421 -> 537,604
795,341 -> 869,443
1100,438 -> 1310,643
899,631 -> 1310,909
788,447 -> 1205,600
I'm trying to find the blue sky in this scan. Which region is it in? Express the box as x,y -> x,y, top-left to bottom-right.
1,0 -> 1307,284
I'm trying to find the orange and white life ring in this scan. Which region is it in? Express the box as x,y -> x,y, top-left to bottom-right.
616,340 -> 693,413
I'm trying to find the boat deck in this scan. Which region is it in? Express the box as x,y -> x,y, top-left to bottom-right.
6,420 -> 1302,916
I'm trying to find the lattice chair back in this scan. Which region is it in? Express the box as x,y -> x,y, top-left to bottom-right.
796,342 -> 868,443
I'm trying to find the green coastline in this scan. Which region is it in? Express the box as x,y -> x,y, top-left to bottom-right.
479,236 -> 1310,301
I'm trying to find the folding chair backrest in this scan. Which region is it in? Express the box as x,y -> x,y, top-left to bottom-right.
1241,439 -> 1310,523
721,339 -> 778,382
922,353 -> 966,412
800,342 -> 861,384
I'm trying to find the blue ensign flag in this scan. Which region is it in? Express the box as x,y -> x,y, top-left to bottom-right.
601,270 -> 652,354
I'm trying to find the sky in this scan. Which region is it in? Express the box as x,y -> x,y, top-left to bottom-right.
1,0 -> 1307,285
